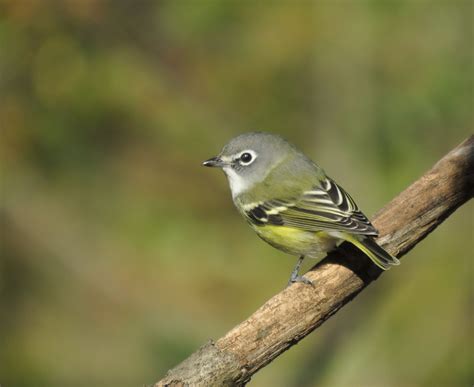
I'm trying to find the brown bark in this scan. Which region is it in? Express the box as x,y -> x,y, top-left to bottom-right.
156,136 -> 474,386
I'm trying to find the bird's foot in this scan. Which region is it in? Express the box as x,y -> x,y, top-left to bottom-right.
287,255 -> 315,287
287,274 -> 314,287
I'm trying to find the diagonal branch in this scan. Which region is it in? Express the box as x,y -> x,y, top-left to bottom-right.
156,135 -> 474,387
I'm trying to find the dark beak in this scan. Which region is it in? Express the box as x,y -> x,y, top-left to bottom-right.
202,156 -> 225,168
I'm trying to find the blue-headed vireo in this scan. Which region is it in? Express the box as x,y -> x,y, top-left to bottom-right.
203,132 -> 399,285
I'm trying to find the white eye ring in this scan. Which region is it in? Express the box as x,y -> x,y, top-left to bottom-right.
238,150 -> 257,166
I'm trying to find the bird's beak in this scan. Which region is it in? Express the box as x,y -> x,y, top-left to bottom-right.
202,156 -> 226,168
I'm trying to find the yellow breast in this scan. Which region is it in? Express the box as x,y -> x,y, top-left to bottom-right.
252,224 -> 338,258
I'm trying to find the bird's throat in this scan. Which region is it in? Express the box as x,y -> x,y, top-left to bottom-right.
223,167 -> 253,199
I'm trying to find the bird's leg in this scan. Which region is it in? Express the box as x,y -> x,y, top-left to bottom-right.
287,256 -> 314,287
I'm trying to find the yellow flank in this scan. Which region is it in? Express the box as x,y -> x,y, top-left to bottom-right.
253,224 -> 337,258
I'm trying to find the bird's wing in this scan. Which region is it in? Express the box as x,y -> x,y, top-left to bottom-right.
244,177 -> 378,236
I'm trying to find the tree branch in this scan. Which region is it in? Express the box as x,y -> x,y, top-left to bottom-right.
156,136 -> 474,386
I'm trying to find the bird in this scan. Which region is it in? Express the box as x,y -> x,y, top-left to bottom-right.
202,132 -> 399,285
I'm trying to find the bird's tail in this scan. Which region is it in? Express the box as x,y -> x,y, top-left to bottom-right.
346,235 -> 400,270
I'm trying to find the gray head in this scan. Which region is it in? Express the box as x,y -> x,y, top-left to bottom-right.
203,132 -> 307,198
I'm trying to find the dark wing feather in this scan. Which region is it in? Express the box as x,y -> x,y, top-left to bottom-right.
244,177 -> 378,236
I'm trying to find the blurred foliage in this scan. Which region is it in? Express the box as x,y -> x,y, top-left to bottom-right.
0,1 -> 473,386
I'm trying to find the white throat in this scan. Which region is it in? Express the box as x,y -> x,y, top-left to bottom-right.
223,167 -> 253,199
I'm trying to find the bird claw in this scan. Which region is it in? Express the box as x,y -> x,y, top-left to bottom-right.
287,256 -> 314,287
287,275 -> 314,287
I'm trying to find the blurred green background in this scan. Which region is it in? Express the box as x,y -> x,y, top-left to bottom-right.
1,1 -> 473,386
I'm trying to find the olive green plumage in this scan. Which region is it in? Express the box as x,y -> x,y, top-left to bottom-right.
203,132 -> 399,284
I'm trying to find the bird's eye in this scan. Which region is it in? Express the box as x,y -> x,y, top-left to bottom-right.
240,152 -> 253,164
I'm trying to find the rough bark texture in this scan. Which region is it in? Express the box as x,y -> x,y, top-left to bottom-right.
156,136 -> 474,387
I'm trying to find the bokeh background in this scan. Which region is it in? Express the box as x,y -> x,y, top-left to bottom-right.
1,1 -> 473,386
